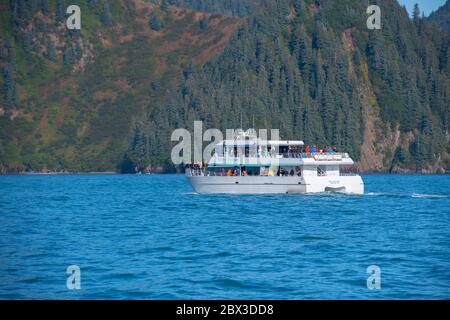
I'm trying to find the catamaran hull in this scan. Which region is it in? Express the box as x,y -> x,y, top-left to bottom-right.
187,175 -> 364,194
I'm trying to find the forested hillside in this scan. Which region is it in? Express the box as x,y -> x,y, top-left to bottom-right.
128,0 -> 450,173
149,0 -> 256,16
1,0 -> 449,173
0,0 -> 240,172
429,0 -> 450,33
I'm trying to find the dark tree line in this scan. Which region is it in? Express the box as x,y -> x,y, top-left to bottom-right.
148,0 -> 255,16
126,0 -> 449,172
1,40 -> 19,111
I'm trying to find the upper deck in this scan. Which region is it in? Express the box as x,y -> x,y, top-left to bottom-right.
209,152 -> 354,167
199,128 -> 355,168
210,136 -> 354,167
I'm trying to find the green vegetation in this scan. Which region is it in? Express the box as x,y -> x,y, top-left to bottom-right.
0,0 -> 239,172
428,0 -> 450,33
0,0 -> 449,173
128,0 -> 450,173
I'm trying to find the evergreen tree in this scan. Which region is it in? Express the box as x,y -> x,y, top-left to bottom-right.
413,3 -> 421,21
56,0 -> 65,22
199,16 -> 208,30
63,46 -> 74,65
47,40 -> 57,62
149,13 -> 164,31
3,46 -> 19,109
87,0 -> 98,9
182,59 -> 195,79
41,0 -> 50,16
160,0 -> 169,11
101,0 -> 112,26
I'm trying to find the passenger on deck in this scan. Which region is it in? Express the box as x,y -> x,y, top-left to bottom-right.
289,146 -> 296,158
311,146 -> 316,154
288,147 -> 293,158
305,145 -> 311,154
264,148 -> 269,157
233,169 -> 238,176
227,169 -> 232,176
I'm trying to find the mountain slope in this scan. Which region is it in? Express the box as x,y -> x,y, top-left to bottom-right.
1,0 -> 449,173
429,0 -> 450,33
0,0 -> 240,172
150,0 -> 256,16
128,0 -> 450,173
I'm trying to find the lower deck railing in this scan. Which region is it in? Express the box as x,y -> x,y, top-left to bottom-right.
186,168 -> 360,177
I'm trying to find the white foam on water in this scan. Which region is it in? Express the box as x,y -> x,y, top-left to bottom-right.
365,192 -> 449,199
365,192 -> 388,196
411,193 -> 449,199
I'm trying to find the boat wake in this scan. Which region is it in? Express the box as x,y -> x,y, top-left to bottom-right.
366,192 -> 449,199
411,193 -> 449,199
184,191 -> 449,199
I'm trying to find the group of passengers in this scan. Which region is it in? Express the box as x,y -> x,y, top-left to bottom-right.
224,168 -> 249,176
255,145 -> 337,158
267,167 -> 298,177
188,162 -> 206,176
285,145 -> 337,158
212,166 -> 300,177
226,168 -> 238,176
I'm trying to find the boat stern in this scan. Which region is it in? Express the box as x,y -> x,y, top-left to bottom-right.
303,175 -> 364,194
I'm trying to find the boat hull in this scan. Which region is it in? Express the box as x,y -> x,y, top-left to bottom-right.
187,175 -> 364,194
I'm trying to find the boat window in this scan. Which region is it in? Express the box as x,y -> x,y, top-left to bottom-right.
340,164 -> 358,176
279,146 -> 286,154
259,166 -> 266,176
247,167 -> 260,176
317,166 -> 327,176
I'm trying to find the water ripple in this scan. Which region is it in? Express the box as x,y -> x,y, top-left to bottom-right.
0,174 -> 449,299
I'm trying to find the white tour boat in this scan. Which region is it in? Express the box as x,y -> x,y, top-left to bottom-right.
186,129 -> 364,194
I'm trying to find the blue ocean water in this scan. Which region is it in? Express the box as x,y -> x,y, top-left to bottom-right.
0,174 -> 449,299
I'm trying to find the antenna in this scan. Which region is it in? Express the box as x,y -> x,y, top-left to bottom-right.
252,114 -> 255,129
